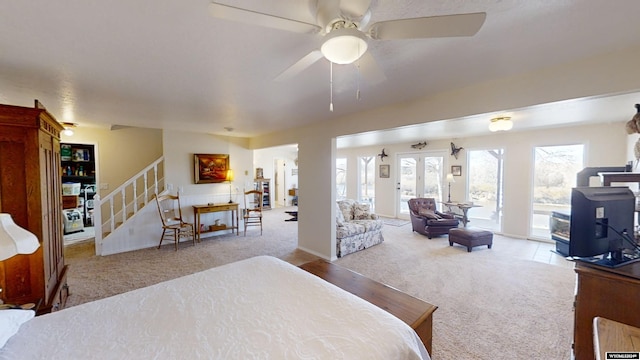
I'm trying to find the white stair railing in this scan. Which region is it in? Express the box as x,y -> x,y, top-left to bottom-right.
94,157 -> 164,250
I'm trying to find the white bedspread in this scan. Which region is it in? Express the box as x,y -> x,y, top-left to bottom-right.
1,256 -> 429,359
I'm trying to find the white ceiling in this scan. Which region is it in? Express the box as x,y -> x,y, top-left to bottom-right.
1,1 -> 639,144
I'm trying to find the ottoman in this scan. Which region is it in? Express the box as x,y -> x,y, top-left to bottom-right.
449,227 -> 493,252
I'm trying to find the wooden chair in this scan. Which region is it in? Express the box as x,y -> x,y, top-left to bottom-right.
243,189 -> 263,236
155,193 -> 195,250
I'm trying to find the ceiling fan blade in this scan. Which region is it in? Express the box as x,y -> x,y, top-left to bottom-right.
358,10 -> 373,31
356,52 -> 386,85
209,2 -> 320,34
274,50 -> 324,82
369,12 -> 486,40
340,0 -> 373,19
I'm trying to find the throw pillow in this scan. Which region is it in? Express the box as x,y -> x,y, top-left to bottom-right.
337,200 -> 354,221
418,207 -> 441,220
0,309 -> 35,348
353,203 -> 371,220
336,203 -> 345,226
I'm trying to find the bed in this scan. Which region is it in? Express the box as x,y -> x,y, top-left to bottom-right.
0,256 -> 430,359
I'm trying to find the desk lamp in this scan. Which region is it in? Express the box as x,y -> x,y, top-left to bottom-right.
226,169 -> 234,204
0,213 -> 40,304
446,173 -> 455,203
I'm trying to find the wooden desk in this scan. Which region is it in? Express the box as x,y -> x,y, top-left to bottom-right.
574,261 -> 640,359
441,202 -> 482,226
192,203 -> 239,241
593,317 -> 640,360
300,259 -> 437,355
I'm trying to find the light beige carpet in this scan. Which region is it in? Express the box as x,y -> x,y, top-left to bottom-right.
64,207 -> 574,359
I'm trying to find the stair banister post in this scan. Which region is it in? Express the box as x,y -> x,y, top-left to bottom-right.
93,194 -> 102,254
121,188 -> 126,224
133,181 -> 138,213
143,172 -> 149,205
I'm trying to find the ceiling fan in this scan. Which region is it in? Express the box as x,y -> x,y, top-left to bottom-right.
209,0 -> 486,84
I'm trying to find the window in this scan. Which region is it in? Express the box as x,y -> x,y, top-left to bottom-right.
467,149 -> 504,231
336,157 -> 347,201
531,144 -> 584,239
358,156 -> 375,211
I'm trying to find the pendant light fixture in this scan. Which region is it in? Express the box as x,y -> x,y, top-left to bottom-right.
489,116 -> 513,132
61,122 -> 77,136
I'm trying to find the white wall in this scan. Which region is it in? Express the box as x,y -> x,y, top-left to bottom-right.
99,121 -> 630,255
102,45 -> 640,259
339,122 -> 628,239
251,46 -> 640,259
99,131 -> 254,254
464,122 -> 627,238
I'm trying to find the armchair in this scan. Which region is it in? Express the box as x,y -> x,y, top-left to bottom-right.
408,198 -> 459,238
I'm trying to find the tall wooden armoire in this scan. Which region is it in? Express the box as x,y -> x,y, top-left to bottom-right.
0,101 -> 69,313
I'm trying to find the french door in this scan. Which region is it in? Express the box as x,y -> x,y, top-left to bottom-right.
397,152 -> 446,217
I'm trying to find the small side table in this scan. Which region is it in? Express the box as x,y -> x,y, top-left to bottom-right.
441,202 -> 482,227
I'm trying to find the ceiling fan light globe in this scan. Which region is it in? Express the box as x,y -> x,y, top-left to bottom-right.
321,28 -> 368,64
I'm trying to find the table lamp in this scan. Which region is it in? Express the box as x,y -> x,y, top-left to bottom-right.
0,213 -> 40,304
226,169 -> 234,204
446,173 -> 455,203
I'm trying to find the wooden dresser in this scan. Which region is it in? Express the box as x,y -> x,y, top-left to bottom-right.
573,261 -> 640,359
0,101 -> 69,314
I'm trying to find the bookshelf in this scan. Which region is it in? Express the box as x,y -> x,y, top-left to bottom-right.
254,178 -> 271,209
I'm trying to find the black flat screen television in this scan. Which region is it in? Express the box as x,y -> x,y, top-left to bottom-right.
569,186 -> 639,267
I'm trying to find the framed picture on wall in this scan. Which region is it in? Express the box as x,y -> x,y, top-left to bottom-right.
380,164 -> 390,178
194,153 -> 229,184
451,165 -> 462,176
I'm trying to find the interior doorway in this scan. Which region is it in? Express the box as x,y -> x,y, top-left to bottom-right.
61,142 -> 97,245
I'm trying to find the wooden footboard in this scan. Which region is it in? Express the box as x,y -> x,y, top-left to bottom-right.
299,259 -> 437,355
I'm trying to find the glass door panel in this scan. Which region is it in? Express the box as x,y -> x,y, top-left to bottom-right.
423,156 -> 444,200
398,156 -> 417,216
530,144 -> 584,240
467,149 -> 504,231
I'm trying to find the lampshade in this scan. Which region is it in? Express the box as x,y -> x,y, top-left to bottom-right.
0,214 -> 40,261
489,117 -> 513,132
320,27 -> 368,64
226,169 -> 234,182
446,173 -> 455,183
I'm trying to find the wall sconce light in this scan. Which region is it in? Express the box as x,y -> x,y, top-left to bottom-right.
61,122 -> 77,136
489,116 -> 513,132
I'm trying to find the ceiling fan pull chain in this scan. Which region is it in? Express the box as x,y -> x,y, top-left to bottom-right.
356,53 -> 361,101
329,61 -> 334,112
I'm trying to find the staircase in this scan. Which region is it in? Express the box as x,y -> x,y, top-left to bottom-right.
93,157 -> 164,255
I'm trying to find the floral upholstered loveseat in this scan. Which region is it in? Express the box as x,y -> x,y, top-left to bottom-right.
336,199 -> 384,257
